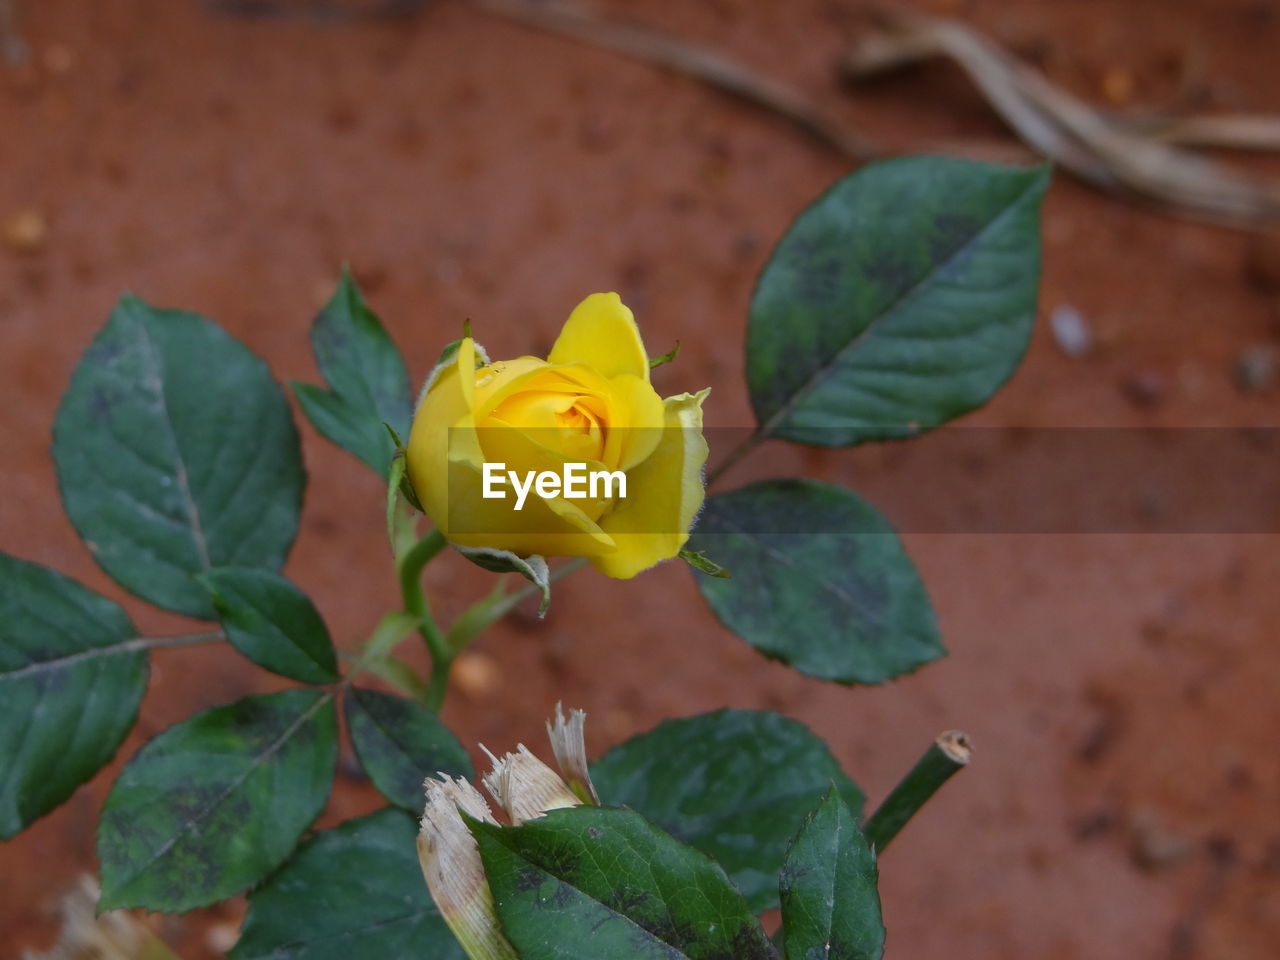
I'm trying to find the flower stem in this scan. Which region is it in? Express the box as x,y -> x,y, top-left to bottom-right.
863,731 -> 973,853
397,528 -> 453,711
705,429 -> 765,486
445,557 -> 588,655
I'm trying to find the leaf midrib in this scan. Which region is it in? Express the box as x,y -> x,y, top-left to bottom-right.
106,692 -> 331,904
0,636 -> 149,681
504,843 -> 710,960
132,312 -> 212,571
708,512 -> 876,624
756,172 -> 1042,438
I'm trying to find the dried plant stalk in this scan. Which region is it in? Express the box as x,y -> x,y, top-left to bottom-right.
418,776 -> 519,960
468,0 -> 877,159
842,9 -> 1280,227
22,876 -> 179,960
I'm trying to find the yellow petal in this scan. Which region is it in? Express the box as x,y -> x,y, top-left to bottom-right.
475,361 -> 608,420
473,356 -> 548,417
592,389 -> 710,579
407,338 -> 482,532
548,293 -> 649,381
476,419 -> 611,523
599,373 -> 665,473
443,458 -> 617,557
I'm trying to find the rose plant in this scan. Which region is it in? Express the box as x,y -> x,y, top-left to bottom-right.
407,291 -> 710,581
1,155 -> 1048,959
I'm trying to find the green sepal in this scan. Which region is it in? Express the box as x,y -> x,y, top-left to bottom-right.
648,341 -> 681,369
678,547 -> 730,578
454,546 -> 551,617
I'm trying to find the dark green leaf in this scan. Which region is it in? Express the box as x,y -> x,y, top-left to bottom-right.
293,383 -> 394,479
0,553 -> 147,839
748,157 -> 1048,446
198,568 -> 338,684
293,270 -> 412,479
98,689 -> 337,912
344,687 -> 472,811
473,806 -> 776,960
779,789 -> 884,960
230,808 -> 464,960
687,479 -> 943,684
52,293 -> 305,619
590,709 -> 864,912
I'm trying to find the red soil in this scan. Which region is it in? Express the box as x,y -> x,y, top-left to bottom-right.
2,1 -> 1278,957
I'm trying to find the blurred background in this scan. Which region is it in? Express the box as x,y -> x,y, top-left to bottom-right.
2,0 -> 1279,957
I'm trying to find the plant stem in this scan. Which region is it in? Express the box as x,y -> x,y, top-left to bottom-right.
445,557 -> 588,655
424,655 -> 451,713
863,731 -> 973,853
397,528 -> 453,711
137,631 -> 226,650
343,611 -> 422,684
705,429 -> 765,486
1,631 -> 226,681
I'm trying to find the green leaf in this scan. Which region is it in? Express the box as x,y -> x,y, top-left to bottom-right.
293,383 -> 391,477
779,789 -> 884,960
0,553 -> 147,839
231,808 -> 464,960
198,568 -> 339,684
343,687 -> 473,811
98,688 -> 337,912
590,709 -> 864,912
747,157 -> 1048,446
52,294 -> 305,620
472,806 -> 776,960
687,479 -> 943,684
293,270 -> 413,479
360,653 -> 428,702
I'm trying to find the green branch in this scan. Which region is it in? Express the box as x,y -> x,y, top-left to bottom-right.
445,557 -> 588,654
397,528 -> 452,710
705,429 -> 765,486
863,731 -> 972,853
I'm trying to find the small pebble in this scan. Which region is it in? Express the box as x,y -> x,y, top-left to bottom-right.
452,650 -> 502,699
1233,345 -> 1277,394
1128,807 -> 1193,872
43,43 -> 75,75
206,921 -> 240,953
3,209 -> 48,255
1120,369 -> 1168,408
1049,304 -> 1094,358
1100,66 -> 1135,105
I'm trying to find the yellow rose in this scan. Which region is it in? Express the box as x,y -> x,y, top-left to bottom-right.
406,293 -> 709,580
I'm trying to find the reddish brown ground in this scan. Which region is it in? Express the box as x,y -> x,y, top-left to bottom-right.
3,0 -> 1279,957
